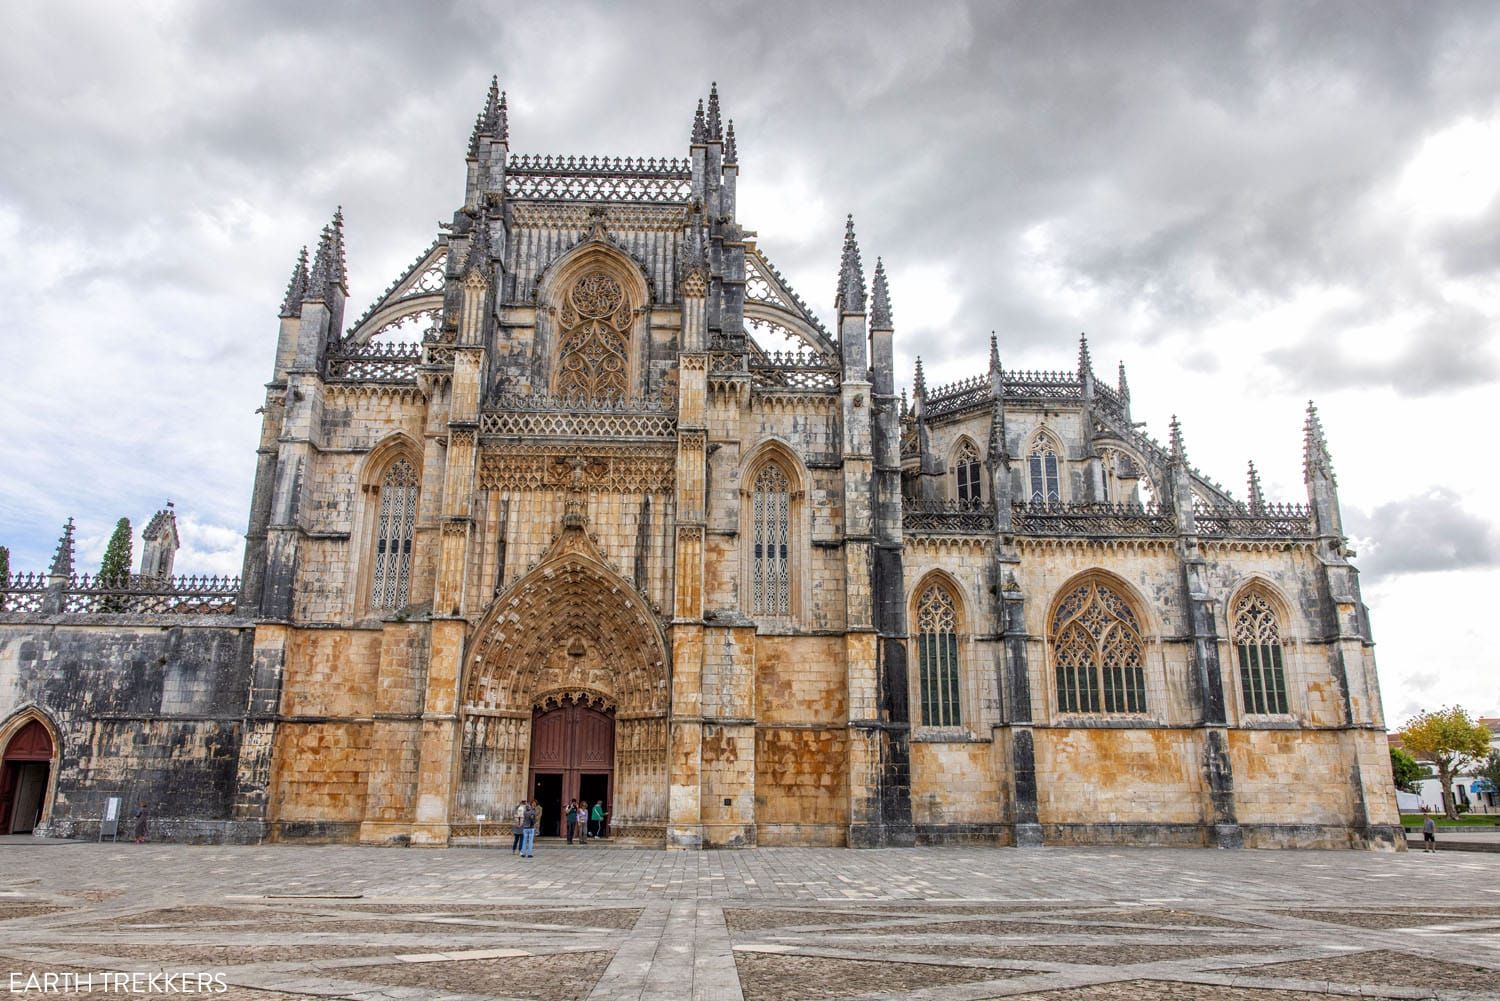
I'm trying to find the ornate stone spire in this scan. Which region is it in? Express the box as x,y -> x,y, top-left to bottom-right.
900,387 -> 909,418
467,111 -> 484,156
724,120 -> 737,163
989,332 -> 1001,374
279,246 -> 308,318
470,78 -> 508,151
1169,414 -> 1186,463
1246,460 -> 1265,514
691,99 -> 707,144
49,517 -> 75,578
1304,400 -> 1335,484
306,207 -> 347,299
914,355 -> 927,397
1118,360 -> 1130,399
1077,332 -> 1092,378
835,215 -> 866,313
706,82 -> 723,141
869,257 -> 892,329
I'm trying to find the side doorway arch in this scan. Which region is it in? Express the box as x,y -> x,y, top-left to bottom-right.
0,713 -> 59,835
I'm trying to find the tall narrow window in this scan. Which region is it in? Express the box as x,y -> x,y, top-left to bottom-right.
1052,578 -> 1147,714
556,271 -> 631,399
1234,591 -> 1288,714
916,584 -> 961,726
371,458 -> 419,610
954,439 -> 982,504
751,463 -> 791,616
1028,433 -> 1062,505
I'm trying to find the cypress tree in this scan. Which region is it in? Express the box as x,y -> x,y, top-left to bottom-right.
99,518 -> 133,583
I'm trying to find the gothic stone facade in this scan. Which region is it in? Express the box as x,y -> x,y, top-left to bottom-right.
0,84 -> 1400,850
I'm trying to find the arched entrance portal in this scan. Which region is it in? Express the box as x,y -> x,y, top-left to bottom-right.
1,719 -> 55,834
529,694 -> 614,838
456,515 -> 669,842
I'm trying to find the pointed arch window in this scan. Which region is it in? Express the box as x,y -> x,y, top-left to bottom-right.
556,271 -> 631,399
751,463 -> 791,616
1234,591 -> 1288,714
954,439 -> 982,504
1052,578 -> 1147,714
916,584 -> 961,726
1028,433 -> 1062,506
371,458 -> 419,610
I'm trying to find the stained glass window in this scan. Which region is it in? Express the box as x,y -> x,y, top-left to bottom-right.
372,458 -> 418,610
1234,591 -> 1288,714
955,439 -> 982,504
1029,433 -> 1061,505
916,585 -> 961,726
1052,578 -> 1147,713
751,463 -> 791,616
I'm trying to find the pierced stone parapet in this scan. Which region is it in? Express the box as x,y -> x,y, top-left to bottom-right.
1014,502 -> 1176,538
325,340 -> 423,382
903,499 -> 995,534
750,348 -> 840,391
506,154 -> 693,203
1192,501 -> 1315,538
0,572 -> 240,616
481,391 -> 677,439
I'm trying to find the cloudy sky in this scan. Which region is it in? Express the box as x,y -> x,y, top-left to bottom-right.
2,1 -> 1496,724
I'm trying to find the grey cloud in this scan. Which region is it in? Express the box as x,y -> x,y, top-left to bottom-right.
1349,488 -> 1499,579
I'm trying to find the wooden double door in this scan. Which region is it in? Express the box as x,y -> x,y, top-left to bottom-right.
528,698 -> 613,838
1,721 -> 53,834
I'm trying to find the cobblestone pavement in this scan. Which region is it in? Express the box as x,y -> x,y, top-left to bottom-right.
2,841 -> 1497,1000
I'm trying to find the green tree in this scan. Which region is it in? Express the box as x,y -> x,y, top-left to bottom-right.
1398,707 -> 1493,819
98,518 -> 132,611
1389,746 -> 1428,795
1474,749 -> 1500,806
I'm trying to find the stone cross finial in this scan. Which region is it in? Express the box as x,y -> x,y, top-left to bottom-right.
869,257 -> 892,329
835,215 -> 866,314
279,246 -> 309,318
49,517 -> 75,579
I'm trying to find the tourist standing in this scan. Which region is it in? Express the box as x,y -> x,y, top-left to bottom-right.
132,802 -> 149,844
521,800 -> 538,858
1422,808 -> 1437,853
511,800 -> 526,854
566,800 -> 579,844
590,799 -> 605,839
578,800 -> 590,844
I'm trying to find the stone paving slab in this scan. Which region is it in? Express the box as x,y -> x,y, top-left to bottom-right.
0,843 -> 1497,999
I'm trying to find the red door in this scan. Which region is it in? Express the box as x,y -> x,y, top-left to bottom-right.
528,698 -> 613,837
2,721 -> 54,834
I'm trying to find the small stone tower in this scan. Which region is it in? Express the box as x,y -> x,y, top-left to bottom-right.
139,503 -> 179,581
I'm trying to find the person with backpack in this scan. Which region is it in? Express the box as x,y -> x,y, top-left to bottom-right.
520,800 -> 539,858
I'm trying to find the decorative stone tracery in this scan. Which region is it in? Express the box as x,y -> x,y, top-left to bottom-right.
556,271 -> 632,399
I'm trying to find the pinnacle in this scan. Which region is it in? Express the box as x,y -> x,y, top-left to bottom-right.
836,215 -> 866,313
1169,414 -> 1186,462
691,99 -> 707,144
1246,459 -> 1265,513
474,77 -> 508,144
1078,332 -> 1092,377
49,517 -> 75,578
724,120 -> 738,163
870,257 -> 892,329
707,82 -> 723,141
989,332 -> 1000,373
330,206 -> 347,290
280,245 -> 309,318
1303,400 -> 1335,481
914,355 -> 927,395
1118,360 -> 1130,397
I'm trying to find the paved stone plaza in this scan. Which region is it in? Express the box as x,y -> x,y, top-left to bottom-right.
1,842 -> 1497,1000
